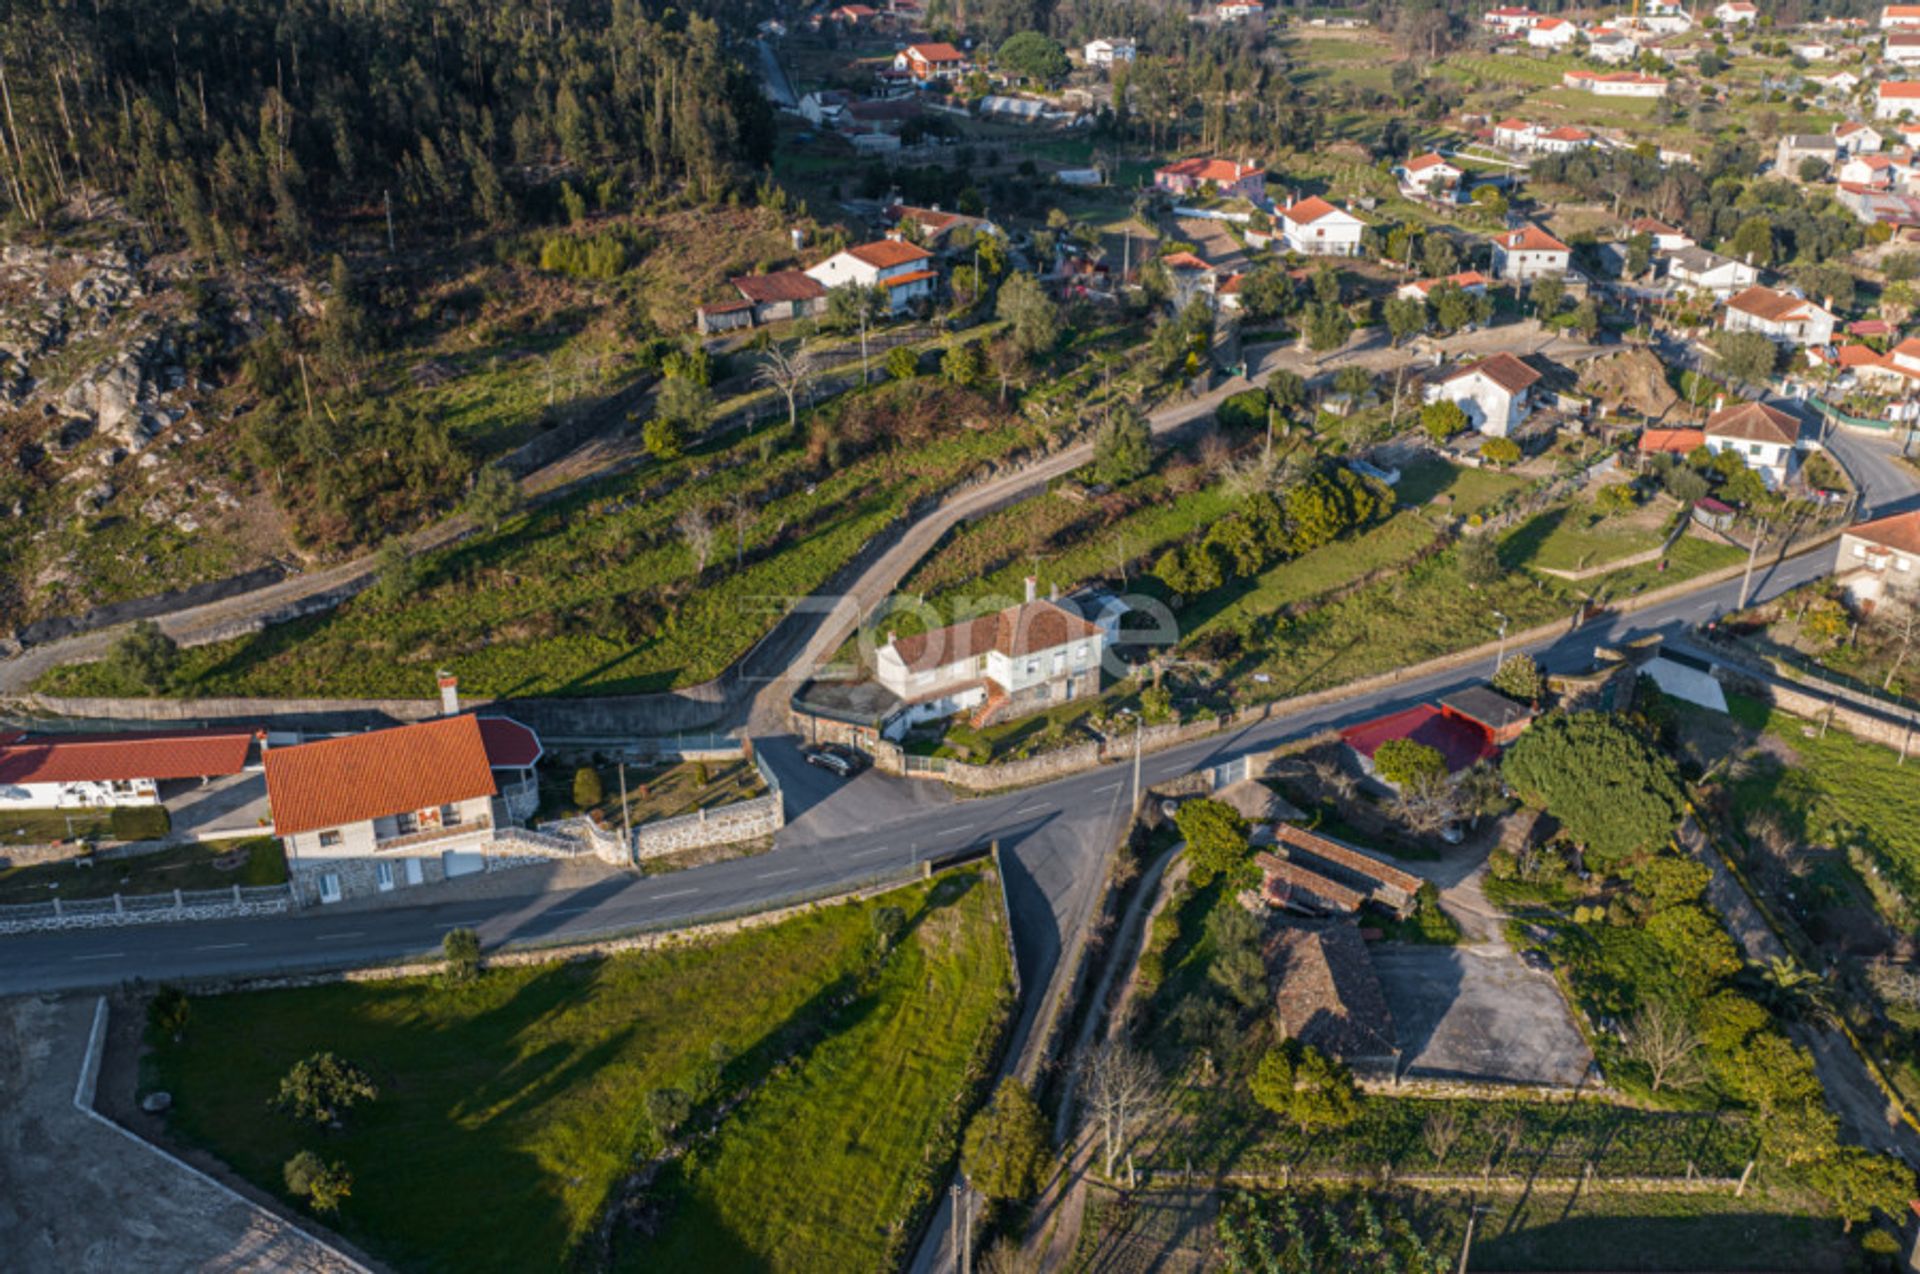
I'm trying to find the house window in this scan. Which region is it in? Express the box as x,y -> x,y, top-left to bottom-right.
376,861 -> 395,892
1073,643 -> 1088,664
318,873 -> 342,905
1749,444 -> 1763,457
442,804 -> 464,826
318,830 -> 343,849
1026,659 -> 1040,677
394,812 -> 418,835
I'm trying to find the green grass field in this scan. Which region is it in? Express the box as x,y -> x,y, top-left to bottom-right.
1506,504 -> 1671,574
0,837 -> 284,904
147,868 -> 1012,1274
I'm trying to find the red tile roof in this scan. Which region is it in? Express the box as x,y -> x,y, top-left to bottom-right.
1445,351 -> 1542,394
1404,152 -> 1453,172
1279,195 -> 1351,225
1340,703 -> 1498,774
731,270 -> 827,304
1160,251 -> 1213,270
1156,156 -> 1262,184
1847,509 -> 1920,555
887,600 -> 1102,673
1705,400 -> 1801,446
1263,922 -> 1397,1059
1726,285 -> 1825,324
1638,427 -> 1706,453
265,716 -> 501,838
1495,224 -> 1570,254
0,728 -> 256,786
1881,80 -> 1920,99
1273,823 -> 1425,896
1539,126 -> 1593,142
905,41 -> 966,63
880,268 -> 938,289
1255,852 -> 1365,913
847,239 -> 934,269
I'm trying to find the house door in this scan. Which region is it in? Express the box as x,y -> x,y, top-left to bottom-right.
376,861 -> 395,892
405,858 -> 425,886
317,873 -> 342,905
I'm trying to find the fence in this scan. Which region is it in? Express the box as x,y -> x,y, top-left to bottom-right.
0,883 -> 293,934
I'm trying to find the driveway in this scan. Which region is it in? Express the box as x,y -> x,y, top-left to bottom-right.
161,773 -> 272,839
1371,942 -> 1594,1086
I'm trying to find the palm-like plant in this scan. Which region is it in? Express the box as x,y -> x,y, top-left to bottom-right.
1749,956 -> 1838,1028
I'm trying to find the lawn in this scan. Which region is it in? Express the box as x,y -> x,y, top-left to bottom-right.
146,867 -> 1013,1274
1505,501 -> 1674,574
544,756 -> 768,826
0,837 -> 285,905
38,381 -> 1041,700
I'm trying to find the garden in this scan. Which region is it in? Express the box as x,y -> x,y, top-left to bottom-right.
143,866 -> 1014,1273
0,836 -> 283,906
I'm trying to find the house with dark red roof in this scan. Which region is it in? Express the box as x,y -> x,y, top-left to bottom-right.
264,713 -> 543,905
1423,352 -> 1544,438
0,727 -> 258,812
696,269 -> 830,334
1339,697 -> 1513,783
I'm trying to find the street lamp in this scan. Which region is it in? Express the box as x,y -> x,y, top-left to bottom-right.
1491,610 -> 1510,679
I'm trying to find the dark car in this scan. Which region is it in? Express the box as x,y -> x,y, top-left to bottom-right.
1520,949 -> 1553,974
801,743 -> 865,777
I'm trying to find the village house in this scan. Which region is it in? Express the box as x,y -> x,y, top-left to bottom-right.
1876,80 -> 1920,119
1835,509 -> 1920,607
1277,195 -> 1367,256
1778,133 -> 1841,176
1493,117 -> 1539,150
1083,37 -> 1136,65
886,203 -> 1001,254
1636,426 -> 1708,466
1262,922 -> 1398,1078
1715,1 -> 1759,23
1885,3 -> 1920,28
1216,1 -> 1264,22
1628,216 -> 1695,253
1396,152 -> 1463,193
1634,0 -> 1693,33
894,42 -> 969,81
1484,7 -> 1545,34
1528,15 -> 1580,46
1490,224 -> 1571,281
1816,70 -> 1865,97
1792,40 -> 1834,60
1667,246 -> 1760,298
1563,69 -> 1670,97
826,4 -> 879,26
1160,251 -> 1219,311
1340,701 -> 1502,778
869,586 -> 1108,734
0,727 -> 258,812
1703,399 -> 1804,488
1891,31 -> 1920,62
1721,285 -> 1838,347
805,239 -> 937,314
1424,352 -> 1543,437
696,269 -> 829,334
1587,27 -> 1638,62
1835,120 -> 1887,153
1536,125 -> 1597,154
1834,181 -> 1920,230
1152,156 -> 1266,200
1839,151 -> 1913,187
1395,270 -> 1491,302
264,712 -> 544,906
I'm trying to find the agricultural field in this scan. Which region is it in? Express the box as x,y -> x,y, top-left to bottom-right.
145,867 -> 1013,1274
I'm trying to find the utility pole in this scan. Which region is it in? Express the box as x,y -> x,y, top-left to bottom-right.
949,1183 -> 963,1274
1737,516 -> 1768,610
618,761 -> 633,866
1458,1203 -> 1489,1274
1491,610 -> 1510,679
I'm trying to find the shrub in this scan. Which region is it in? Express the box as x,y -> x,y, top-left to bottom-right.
961,1077 -> 1053,1201
693,760 -> 710,787
1420,400 -> 1468,441
1491,653 -> 1545,703
646,1086 -> 693,1138
885,345 -> 918,380
284,1150 -> 353,1214
1250,1040 -> 1361,1132
109,805 -> 171,841
274,1053 -> 378,1126
148,986 -> 191,1041
1480,436 -> 1521,467
443,927 -> 482,983
1373,738 -> 1446,788
573,766 -> 604,808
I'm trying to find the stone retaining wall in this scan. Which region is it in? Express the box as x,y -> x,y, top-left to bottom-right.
635,793 -> 784,859
0,892 -> 291,936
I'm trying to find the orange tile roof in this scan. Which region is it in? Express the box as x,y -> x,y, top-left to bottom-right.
265,716 -> 501,838
1405,152 -> 1453,172
1881,80 -> 1920,98
905,42 -> 966,63
1446,351 -> 1542,394
1705,400 -> 1801,446
1726,285 -> 1823,323
0,728 -> 256,786
732,270 -> 828,304
1279,195 -> 1349,224
879,268 -> 938,289
888,600 -> 1102,673
1495,224 -> 1570,253
1273,823 -> 1425,896
847,239 -> 933,269
1160,251 -> 1212,270
1638,427 -> 1706,453
1848,509 -> 1920,555
1255,852 -> 1365,913
1540,126 -> 1593,142
1157,156 -> 1262,184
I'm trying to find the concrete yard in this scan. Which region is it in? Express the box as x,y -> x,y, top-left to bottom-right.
0,995 -> 359,1273
1371,943 -> 1594,1087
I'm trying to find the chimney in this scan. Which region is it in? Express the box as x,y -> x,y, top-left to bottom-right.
1025,575 -> 1038,603
886,630 -> 897,647
1713,394 -> 1726,413
437,671 -> 460,716
1050,581 -> 1060,601
791,226 -> 806,251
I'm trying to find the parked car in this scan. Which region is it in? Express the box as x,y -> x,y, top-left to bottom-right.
1520,949 -> 1553,973
801,743 -> 866,777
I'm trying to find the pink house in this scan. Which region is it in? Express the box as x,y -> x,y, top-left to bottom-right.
1153,156 -> 1266,201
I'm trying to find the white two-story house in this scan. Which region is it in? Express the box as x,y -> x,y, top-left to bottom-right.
0,727 -> 258,812
1721,285 -> 1838,348
1397,152 -> 1462,194
1703,399 -> 1804,489
805,239 -> 937,314
1084,37 -> 1137,66
1836,509 -> 1920,608
1276,196 -> 1366,256
873,589 -> 1107,734
265,713 -> 543,905
1667,246 -> 1760,299
1491,224 -> 1571,281
1424,352 -> 1542,438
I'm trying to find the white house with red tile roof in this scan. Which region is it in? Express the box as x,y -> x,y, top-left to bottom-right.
1424,352 -> 1543,437
1628,217 -> 1694,253
1703,399 -> 1804,488
1564,69 -> 1670,97
1277,196 -> 1366,256
1491,224 -> 1571,281
1493,118 -> 1539,150
1395,270 -> 1490,302
1889,31 -> 1920,62
1834,120 -> 1887,153
1721,285 -> 1837,347
1484,7 -> 1545,34
1396,152 -> 1462,192
0,727 -> 258,811
873,588 -> 1107,732
1885,4 -> 1920,28
1528,16 -> 1579,46
1667,246 -> 1760,298
1536,125 -> 1596,154
895,42 -> 970,80
1837,509 -> 1920,605
1839,151 -> 1912,187
1587,27 -> 1637,63
805,239 -> 937,313
1715,1 -> 1759,23
1876,80 -> 1920,118
264,713 -> 544,905
1153,156 -> 1266,200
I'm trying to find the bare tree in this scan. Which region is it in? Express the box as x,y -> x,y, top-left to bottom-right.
1874,593 -> 1920,692
1222,450 -> 1279,502
1394,772 -> 1461,835
1481,1112 -> 1525,1177
1079,1041 -> 1167,1179
676,504 -> 716,577
1196,428 -> 1233,477
753,344 -> 816,433
1419,1107 -> 1461,1167
727,493 -> 759,572
1623,1000 -> 1703,1093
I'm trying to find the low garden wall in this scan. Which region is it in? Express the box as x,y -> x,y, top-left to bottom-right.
635,792 -> 784,860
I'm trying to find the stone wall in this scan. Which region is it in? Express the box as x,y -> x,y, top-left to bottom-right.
635,793 -> 784,859
1729,673 -> 1920,756
0,842 -> 93,868
0,886 -> 292,935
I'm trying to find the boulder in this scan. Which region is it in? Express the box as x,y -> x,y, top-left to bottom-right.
140,1091 -> 172,1114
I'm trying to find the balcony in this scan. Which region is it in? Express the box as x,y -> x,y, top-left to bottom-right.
376,813 -> 493,852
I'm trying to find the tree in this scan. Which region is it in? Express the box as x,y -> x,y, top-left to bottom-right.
148,986 -> 191,1042
643,416 -> 684,461
372,540 -> 423,606
1570,298 -> 1601,342
572,766 -> 603,808
1596,482 -> 1640,516
443,927 -> 481,982
1383,295 -> 1426,345
465,463 -> 521,531
1206,902 -> 1269,1012
274,1053 -> 378,1126
658,375 -> 713,433
1374,738 -> 1447,788
1420,399 -> 1468,441
1459,533 -> 1503,586
1430,281 -> 1473,333
962,1078 -> 1053,1201
1529,273 -> 1565,318
1710,331 -> 1779,387
885,345 -> 918,381
1304,302 -> 1352,352
1623,1000 -> 1703,1092
1175,798 -> 1255,890
1491,653 -> 1545,703
1268,370 -> 1309,417
1250,1041 -> 1362,1132
1422,233 -> 1460,277
1625,232 -> 1653,279
998,271 -> 1061,357
754,346 -> 816,433
111,620 -> 180,694
1501,711 -> 1686,870
646,1087 -> 693,1138
1423,1106 -> 1464,1165
943,340 -> 986,387
1729,216 -> 1774,265
677,504 -> 717,576
1333,366 -> 1373,401
1091,412 -> 1152,485
1080,1041 -> 1166,1178
1481,436 -> 1522,467
996,31 -> 1070,84
284,1151 -> 353,1214
1809,1147 -> 1916,1233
